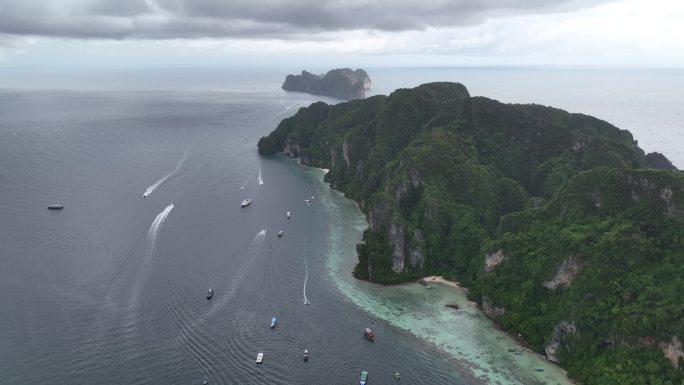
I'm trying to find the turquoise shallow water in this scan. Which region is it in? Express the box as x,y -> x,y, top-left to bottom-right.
301,166 -> 575,385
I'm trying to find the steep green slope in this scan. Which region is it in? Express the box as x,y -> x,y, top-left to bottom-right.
258,82 -> 683,384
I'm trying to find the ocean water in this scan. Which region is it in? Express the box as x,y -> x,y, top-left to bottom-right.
0,88 -> 470,385
0,67 -> 681,385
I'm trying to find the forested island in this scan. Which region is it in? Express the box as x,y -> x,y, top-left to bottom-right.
258,82 -> 683,384
282,68 -> 371,100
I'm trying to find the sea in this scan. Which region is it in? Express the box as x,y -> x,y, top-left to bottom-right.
0,67 -> 682,385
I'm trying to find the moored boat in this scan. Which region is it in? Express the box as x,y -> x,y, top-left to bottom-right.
270,316 -> 277,328
364,328 -> 374,341
277,230 -> 284,237
303,349 -> 309,361
241,198 -> 252,207
47,204 -> 64,210
256,352 -> 263,364
206,288 -> 213,300
360,371 -> 368,385
286,211 -> 291,218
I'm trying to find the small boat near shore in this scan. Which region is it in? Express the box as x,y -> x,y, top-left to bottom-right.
241,198 -> 252,207
256,352 -> 263,364
360,370 -> 368,385
364,328 -> 374,341
47,204 -> 64,210
270,316 -> 277,328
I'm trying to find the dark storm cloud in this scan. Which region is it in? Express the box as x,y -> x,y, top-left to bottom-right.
0,0 -> 616,40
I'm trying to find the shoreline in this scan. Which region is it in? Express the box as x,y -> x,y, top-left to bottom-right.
418,275 -> 572,380
296,154 -> 574,384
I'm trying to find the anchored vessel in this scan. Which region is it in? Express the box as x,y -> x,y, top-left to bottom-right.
364,328 -> 374,341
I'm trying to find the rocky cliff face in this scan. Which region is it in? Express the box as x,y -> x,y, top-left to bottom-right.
660,336 -> 684,369
282,68 -> 371,100
542,256 -> 585,290
545,321 -> 578,363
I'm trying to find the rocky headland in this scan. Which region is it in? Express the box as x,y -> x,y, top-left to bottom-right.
282,68 -> 371,100
259,82 -> 684,384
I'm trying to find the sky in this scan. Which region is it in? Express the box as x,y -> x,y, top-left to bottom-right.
0,0 -> 683,69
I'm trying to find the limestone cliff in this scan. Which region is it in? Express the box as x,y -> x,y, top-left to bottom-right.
282,68 -> 371,100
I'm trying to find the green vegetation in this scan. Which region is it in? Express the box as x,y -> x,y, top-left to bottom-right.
258,82 -> 684,384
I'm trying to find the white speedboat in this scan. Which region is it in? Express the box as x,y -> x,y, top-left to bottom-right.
277,231 -> 284,237
256,352 -> 263,364
286,211 -> 291,218
241,198 -> 252,207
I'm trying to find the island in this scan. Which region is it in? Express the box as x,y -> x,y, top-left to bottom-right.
282,68 -> 371,100
259,82 -> 684,385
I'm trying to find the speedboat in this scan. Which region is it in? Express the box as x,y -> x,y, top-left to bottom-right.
364,328 -> 374,341
256,352 -> 263,364
206,288 -> 213,300
270,316 -> 277,328
394,372 -> 401,380
47,204 -> 64,210
360,371 -> 368,385
203,380 -> 208,385
303,349 -> 309,361
241,198 -> 252,207
277,230 -> 284,237
286,211 -> 291,219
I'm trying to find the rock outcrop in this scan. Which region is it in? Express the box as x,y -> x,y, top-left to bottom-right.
545,321 -> 578,363
484,250 -> 505,272
542,256 -> 585,289
645,151 -> 678,170
660,336 -> 684,369
481,296 -> 506,319
282,68 -> 371,100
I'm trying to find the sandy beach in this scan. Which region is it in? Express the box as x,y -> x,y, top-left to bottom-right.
420,275 -> 466,291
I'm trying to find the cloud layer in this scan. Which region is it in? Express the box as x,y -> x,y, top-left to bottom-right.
0,0 -> 614,39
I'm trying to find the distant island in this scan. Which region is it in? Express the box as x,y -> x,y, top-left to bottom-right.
259,82 -> 684,385
282,68 -> 371,100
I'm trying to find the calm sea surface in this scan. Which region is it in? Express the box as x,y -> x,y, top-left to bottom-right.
0,67 -> 681,385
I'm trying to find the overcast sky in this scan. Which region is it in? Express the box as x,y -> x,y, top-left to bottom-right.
1,0 -> 683,68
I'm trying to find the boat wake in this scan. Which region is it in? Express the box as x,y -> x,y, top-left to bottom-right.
142,147 -> 189,197
199,228 -> 267,323
129,204 -> 174,309
303,254 -> 310,305
224,228 -> 266,299
239,175 -> 251,190
144,204 -> 174,267
257,162 -> 264,186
